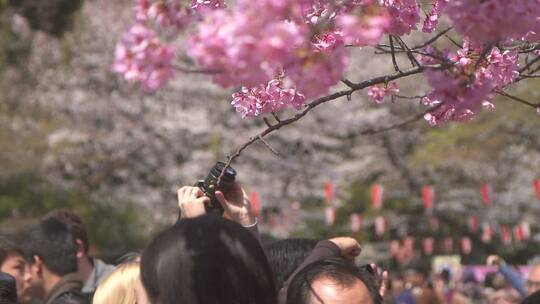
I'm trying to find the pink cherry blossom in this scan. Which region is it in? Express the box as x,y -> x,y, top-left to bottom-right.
422,44 -> 519,125
446,0 -> 540,45
383,0 -> 420,36
112,24 -> 175,91
337,7 -> 391,46
367,82 -> 399,104
231,77 -> 305,118
422,0 -> 448,33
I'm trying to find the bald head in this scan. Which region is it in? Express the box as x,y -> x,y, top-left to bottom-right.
527,264 -> 540,295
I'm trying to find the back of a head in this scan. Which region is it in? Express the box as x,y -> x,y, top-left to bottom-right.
265,238 -> 318,290
42,209 -> 89,253
141,214 -> 276,304
93,262 -> 139,304
287,258 -> 382,304
0,272 -> 17,304
25,218 -> 78,276
0,236 -> 23,267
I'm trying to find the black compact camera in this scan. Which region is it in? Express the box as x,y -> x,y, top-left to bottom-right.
196,161 -> 237,214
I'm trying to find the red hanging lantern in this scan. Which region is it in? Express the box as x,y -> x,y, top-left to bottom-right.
501,226 -> 512,245
389,240 -> 400,257
370,184 -> 384,209
350,213 -> 362,232
375,216 -> 386,237
469,215 -> 478,233
423,238 -> 434,255
251,191 -> 260,217
325,181 -> 334,205
481,184 -> 493,207
481,223 -> 493,243
534,179 -> 540,201
422,186 -> 434,211
461,237 -> 472,255
325,207 -> 336,226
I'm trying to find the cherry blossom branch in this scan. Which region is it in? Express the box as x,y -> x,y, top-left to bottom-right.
412,27 -> 453,50
217,64 -> 445,184
496,91 -> 539,109
173,65 -> 223,74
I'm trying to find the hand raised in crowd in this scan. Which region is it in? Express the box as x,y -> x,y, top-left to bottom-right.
328,237 -> 362,261
215,182 -> 256,226
369,262 -> 389,298
177,186 -> 208,219
487,255 -> 506,267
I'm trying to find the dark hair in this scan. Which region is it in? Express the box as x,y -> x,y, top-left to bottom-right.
521,288 -> 540,304
287,258 -> 382,304
265,238 -> 318,290
42,209 -> 89,253
0,272 -> 17,304
24,218 -> 78,276
140,214 -> 276,304
0,236 -> 24,266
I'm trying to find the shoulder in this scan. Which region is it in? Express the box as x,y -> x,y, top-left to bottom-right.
50,291 -> 89,304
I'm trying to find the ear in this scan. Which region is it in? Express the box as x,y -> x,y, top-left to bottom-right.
33,255 -> 43,276
75,239 -> 85,258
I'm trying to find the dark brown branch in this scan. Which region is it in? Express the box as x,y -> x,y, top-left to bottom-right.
174,65 -> 223,74
395,94 -> 426,100
497,91 -> 539,108
216,64 -> 445,184
395,36 -> 421,67
413,27 -> 453,50
444,35 -> 462,48
389,35 -> 401,72
263,117 -> 273,128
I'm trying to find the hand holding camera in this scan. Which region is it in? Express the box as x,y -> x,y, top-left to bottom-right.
177,162 -> 256,226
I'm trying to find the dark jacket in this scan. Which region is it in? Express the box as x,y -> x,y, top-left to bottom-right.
42,273 -> 88,304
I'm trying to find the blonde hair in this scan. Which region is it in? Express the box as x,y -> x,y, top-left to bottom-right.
93,261 -> 140,304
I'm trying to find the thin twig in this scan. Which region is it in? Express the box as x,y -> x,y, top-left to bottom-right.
395,94 -> 426,100
395,36 -> 421,67
413,27 -> 453,50
389,35 -> 401,72
258,135 -> 281,157
263,117 -> 273,128
174,65 -> 223,74
271,112 -> 281,123
444,35 -> 462,48
360,102 -> 444,135
497,91 -> 539,108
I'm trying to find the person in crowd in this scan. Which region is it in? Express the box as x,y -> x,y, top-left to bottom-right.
24,217 -> 88,304
487,254 -> 540,297
286,257 -> 382,304
402,258 -> 441,304
521,288 -> 540,304
40,210 -> 114,298
140,214 -> 276,304
92,259 -> 145,304
0,236 -> 30,303
279,236 -> 379,303
0,272 -> 18,304
265,238 -> 318,291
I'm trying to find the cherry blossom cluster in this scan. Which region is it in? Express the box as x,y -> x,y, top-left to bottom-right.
367,82 -> 399,104
231,78 -> 306,118
446,0 -> 540,45
422,44 -> 519,126
422,0 -> 448,33
114,0 -> 540,123
112,24 -> 176,92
